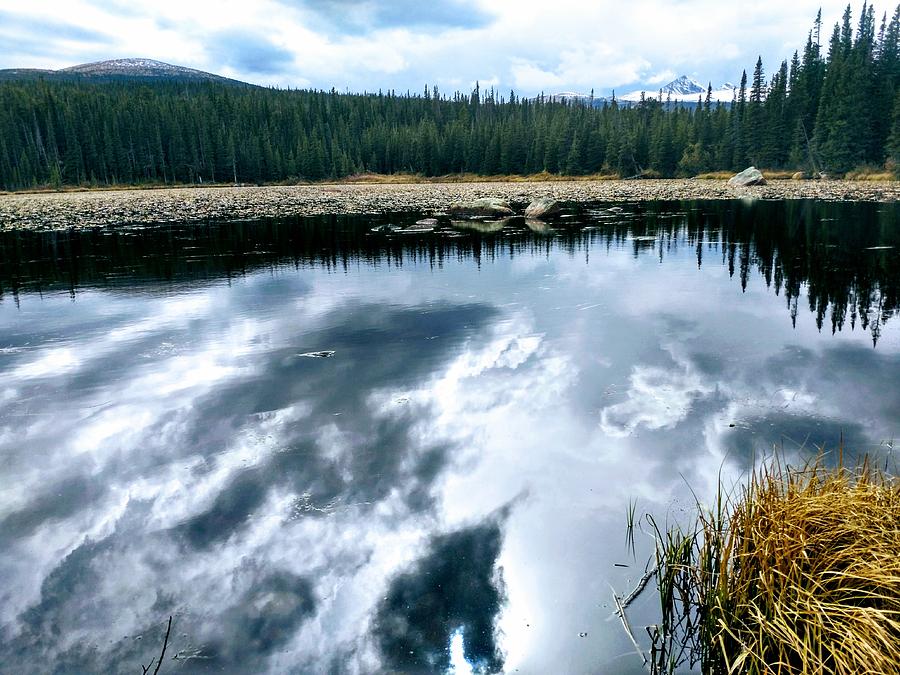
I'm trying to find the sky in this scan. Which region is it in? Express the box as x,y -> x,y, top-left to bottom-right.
0,0 -> 870,96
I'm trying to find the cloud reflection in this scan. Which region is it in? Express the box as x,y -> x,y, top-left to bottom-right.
1,210 -> 899,673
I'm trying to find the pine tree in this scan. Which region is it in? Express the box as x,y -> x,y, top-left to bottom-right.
888,89 -> 900,173
747,57 -> 766,166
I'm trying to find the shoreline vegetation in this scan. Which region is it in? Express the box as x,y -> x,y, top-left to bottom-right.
1,179 -> 899,231
625,454 -> 900,675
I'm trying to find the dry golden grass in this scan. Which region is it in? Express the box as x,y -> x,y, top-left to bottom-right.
646,455 -> 900,675
694,170 -> 807,180
843,168 -> 896,181
694,171 -> 736,180
334,171 -> 622,183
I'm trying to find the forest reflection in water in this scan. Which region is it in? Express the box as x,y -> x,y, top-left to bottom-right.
0,198 -> 898,674
2,198 -> 898,343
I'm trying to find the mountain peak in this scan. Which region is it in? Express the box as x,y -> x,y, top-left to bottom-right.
620,76 -> 736,104
61,57 -> 173,72
660,75 -> 705,96
0,58 -> 248,86
60,58 -> 231,81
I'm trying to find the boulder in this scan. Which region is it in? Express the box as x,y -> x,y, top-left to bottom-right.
402,218 -> 438,233
451,218 -> 509,233
524,197 -> 562,219
448,197 -> 514,218
727,167 -> 767,187
369,224 -> 402,234
525,219 -> 553,234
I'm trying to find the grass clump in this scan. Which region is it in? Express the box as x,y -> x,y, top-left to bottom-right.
843,167 -> 896,181
644,455 -> 900,675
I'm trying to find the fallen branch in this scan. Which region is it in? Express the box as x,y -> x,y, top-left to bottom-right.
619,565 -> 658,611
141,616 -> 172,675
612,588 -> 651,673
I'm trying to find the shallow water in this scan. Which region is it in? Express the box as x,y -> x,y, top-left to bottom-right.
1,199 -> 899,674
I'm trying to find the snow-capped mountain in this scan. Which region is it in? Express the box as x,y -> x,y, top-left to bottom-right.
61,58 -> 224,80
0,58 -> 247,85
621,76 -> 736,103
662,75 -> 706,97
537,76 -> 738,108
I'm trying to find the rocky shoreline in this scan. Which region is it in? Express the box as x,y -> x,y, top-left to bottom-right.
0,179 -> 898,230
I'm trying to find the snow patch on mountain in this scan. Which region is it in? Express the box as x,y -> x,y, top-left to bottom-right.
60,58 -> 231,82
621,75 -> 736,103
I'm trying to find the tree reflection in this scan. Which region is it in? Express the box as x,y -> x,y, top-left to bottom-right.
1,199 -> 897,343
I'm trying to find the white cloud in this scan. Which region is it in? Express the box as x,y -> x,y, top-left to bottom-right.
0,0 -> 864,94
646,69 -> 677,85
599,360 -> 715,437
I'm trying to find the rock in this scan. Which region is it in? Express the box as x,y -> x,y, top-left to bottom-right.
451,219 -> 508,233
448,197 -> 514,218
402,218 -> 438,232
791,172 -> 805,181
524,197 -> 562,219
727,167 -> 767,187
525,219 -> 553,234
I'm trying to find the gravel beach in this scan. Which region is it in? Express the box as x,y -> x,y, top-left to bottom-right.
0,179 -> 897,230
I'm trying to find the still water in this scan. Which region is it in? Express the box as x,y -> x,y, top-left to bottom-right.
0,199 -> 898,674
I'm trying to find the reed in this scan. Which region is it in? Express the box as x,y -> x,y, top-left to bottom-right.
642,454 -> 900,675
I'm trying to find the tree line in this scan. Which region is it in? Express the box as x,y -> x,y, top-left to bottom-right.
1,3 -> 899,191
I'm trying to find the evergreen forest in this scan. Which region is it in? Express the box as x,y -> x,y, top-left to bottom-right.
1,3 -> 899,190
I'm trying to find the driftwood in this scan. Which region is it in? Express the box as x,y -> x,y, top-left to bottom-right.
620,566 -> 658,610
610,565 -> 658,673
613,591 -> 651,673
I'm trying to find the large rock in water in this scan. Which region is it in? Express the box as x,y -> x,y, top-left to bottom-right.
448,197 -> 514,218
728,167 -> 767,187
524,197 -> 563,219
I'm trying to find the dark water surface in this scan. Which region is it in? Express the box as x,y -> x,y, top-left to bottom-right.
1,199 -> 899,674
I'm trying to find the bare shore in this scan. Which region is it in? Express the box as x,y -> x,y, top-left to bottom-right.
0,179 -> 898,230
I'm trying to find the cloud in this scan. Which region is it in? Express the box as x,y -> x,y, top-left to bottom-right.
288,0 -> 495,32
0,9 -> 110,43
204,569 -> 317,667
645,69 -> 678,85
0,283 -> 505,672
600,361 -> 715,437
207,30 -> 295,74
0,0 -> 859,95
0,9 -> 112,61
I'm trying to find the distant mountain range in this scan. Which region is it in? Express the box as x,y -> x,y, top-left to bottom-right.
0,58 -> 249,86
620,75 -> 736,103
0,59 -> 735,107
543,76 -> 737,108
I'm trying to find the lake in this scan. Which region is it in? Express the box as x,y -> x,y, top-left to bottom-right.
1,198 -> 898,674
